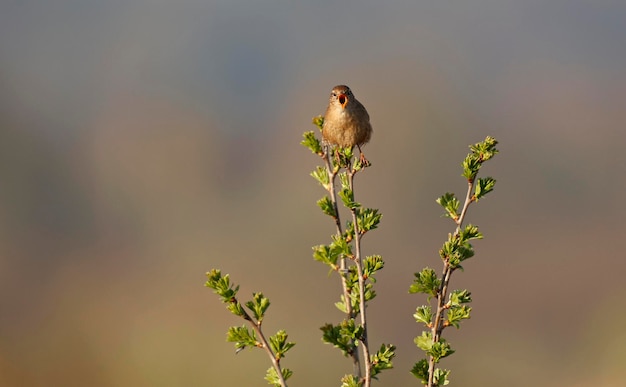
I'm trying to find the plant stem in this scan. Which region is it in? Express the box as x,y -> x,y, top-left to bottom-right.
456,179 -> 475,232
255,323 -> 287,387
324,151 -> 344,236
427,179 -> 475,387
239,310 -> 288,387
324,149 -> 361,378
348,167 -> 372,387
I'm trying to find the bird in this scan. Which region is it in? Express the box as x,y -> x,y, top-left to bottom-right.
322,85 -> 373,164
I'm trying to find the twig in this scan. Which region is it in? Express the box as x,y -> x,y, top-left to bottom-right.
248,317 -> 288,387
324,147 -> 362,378
427,179 -> 475,387
348,165 -> 372,387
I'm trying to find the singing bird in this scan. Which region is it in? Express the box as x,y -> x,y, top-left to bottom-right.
322,85 -> 372,163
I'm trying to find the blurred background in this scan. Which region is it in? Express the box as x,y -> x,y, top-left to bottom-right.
1,1 -> 625,386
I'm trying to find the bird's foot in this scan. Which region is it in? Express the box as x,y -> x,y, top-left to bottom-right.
358,152 -> 371,168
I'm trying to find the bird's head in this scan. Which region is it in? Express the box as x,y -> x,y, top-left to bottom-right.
330,85 -> 352,109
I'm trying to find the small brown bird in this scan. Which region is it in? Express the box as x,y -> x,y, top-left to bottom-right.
322,85 -> 373,163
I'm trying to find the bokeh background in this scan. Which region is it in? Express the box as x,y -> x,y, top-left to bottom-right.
2,1 -> 626,386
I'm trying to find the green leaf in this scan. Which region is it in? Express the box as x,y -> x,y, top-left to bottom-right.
433,368 -> 451,386
311,166 -> 330,189
334,294 -> 349,314
331,234 -> 353,257
413,305 -> 432,326
205,269 -> 240,300
363,283 -> 376,303
320,322 -> 357,357
340,268 -> 366,312
340,374 -> 361,387
357,208 -> 382,234
414,331 -> 454,362
269,330 -> 295,359
439,233 -> 475,269
312,115 -> 324,130
430,340 -> 455,362
462,153 -> 481,180
301,130 -> 323,155
463,136 -> 499,180
205,269 -> 223,289
317,196 -> 337,218
409,268 -> 440,297
436,193 -> 460,220
470,136 -> 499,162
339,171 -> 350,190
313,236 -> 353,269
340,318 -> 364,341
344,221 -> 355,242
449,289 -> 472,306
205,270 -> 247,317
225,300 -> 247,318
363,255 -> 384,282
227,325 -> 258,352
336,266 -> 375,310
337,147 -> 354,168
410,359 -> 429,383
370,343 -> 396,379
333,267 -> 360,313
459,224 -> 482,242
339,187 -> 360,210
245,292 -> 270,323
312,244 -> 335,268
264,367 -> 294,387
474,176 -> 496,200
414,331 -> 434,352
411,365 -> 451,386
344,266 -> 359,291
446,304 -> 471,329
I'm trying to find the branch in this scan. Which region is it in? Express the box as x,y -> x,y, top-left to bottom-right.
348,165 -> 372,386
324,145 -> 362,377
410,136 -> 499,387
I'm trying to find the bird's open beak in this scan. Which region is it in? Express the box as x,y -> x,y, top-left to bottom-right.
338,94 -> 348,109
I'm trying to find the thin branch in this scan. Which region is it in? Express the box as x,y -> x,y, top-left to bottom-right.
251,320 -> 287,387
232,305 -> 288,387
427,179 -> 476,387
323,147 -> 361,378
324,150 -> 344,236
455,180 -> 475,232
348,166 -> 372,387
